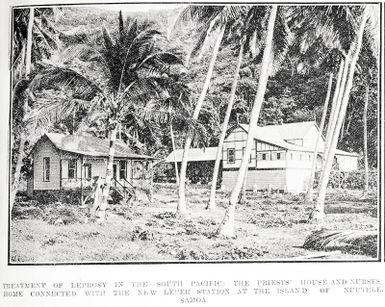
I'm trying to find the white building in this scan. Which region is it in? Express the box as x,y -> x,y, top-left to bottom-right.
165,121 -> 359,193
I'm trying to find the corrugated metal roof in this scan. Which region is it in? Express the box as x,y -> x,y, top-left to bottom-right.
165,147 -> 218,163
45,133 -> 153,159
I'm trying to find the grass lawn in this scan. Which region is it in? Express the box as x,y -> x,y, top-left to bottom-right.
10,184 -> 379,263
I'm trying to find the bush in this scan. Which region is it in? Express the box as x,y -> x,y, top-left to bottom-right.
44,204 -> 87,225
314,170 -> 377,190
12,206 -> 45,220
31,190 -> 83,206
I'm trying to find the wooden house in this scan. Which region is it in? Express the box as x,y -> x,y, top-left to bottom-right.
30,133 -> 154,193
165,121 -> 359,193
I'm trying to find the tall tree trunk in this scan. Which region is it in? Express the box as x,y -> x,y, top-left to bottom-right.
10,132 -> 26,210
177,25 -> 226,215
323,59 -> 348,168
11,7 -> 34,210
239,167 -> 249,204
96,124 -> 118,223
170,120 -> 179,185
345,103 -> 356,135
312,8 -> 368,222
306,72 -> 333,201
339,116 -> 346,142
25,8 -> 34,76
207,41 -> 244,210
216,5 -> 278,237
363,82 -> 369,194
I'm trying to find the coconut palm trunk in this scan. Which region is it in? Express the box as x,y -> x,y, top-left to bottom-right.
170,120 -> 180,185
177,25 -> 226,215
216,5 -> 278,237
207,41 -> 245,210
312,8 -> 369,222
363,82 -> 369,194
306,72 -> 333,201
96,124 -> 118,222
25,8 -> 34,76
11,7 -> 34,209
323,59 -> 348,166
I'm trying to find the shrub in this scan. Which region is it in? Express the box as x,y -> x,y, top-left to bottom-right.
314,170 -> 377,190
12,206 -> 44,220
31,190 -> 83,206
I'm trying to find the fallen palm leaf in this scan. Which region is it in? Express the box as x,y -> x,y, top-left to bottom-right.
303,229 -> 377,258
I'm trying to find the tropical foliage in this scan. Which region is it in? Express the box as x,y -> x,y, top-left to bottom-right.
11,5 -> 378,231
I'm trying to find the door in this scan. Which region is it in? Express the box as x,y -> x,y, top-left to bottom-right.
113,164 -> 117,179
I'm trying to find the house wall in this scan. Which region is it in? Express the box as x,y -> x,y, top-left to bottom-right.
286,168 -> 312,194
33,139 -> 61,190
286,150 -> 313,169
83,157 -> 107,178
336,155 -> 358,171
223,127 -> 256,169
223,127 -> 286,170
222,169 -> 286,191
33,138 -> 141,190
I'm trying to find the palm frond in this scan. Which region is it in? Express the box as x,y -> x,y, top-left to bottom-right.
138,52 -> 183,75
30,65 -> 103,101
102,24 -> 114,50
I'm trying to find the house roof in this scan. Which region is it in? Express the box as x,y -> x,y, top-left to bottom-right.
165,147 -> 218,163
271,121 -> 316,140
239,123 -> 358,157
238,124 -> 308,151
42,133 -> 153,159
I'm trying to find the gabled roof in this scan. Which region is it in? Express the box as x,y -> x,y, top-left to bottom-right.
40,133 -> 153,159
272,121 -> 317,140
238,124 -> 308,151
165,147 -> 218,163
238,122 -> 358,156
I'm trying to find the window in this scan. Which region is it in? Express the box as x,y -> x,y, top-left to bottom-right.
242,147 -> 252,162
277,152 -> 281,160
119,161 -> 127,179
290,153 -> 293,160
299,154 -> 302,160
43,157 -> 50,182
309,154 -> 311,161
83,163 -> 92,179
262,153 -> 267,160
68,159 -> 77,179
227,148 -> 235,164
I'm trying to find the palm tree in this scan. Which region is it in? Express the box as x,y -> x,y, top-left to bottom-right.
362,81 -> 369,195
11,8 -> 59,209
305,72 -> 333,201
172,5 -> 244,215
207,6 -> 282,209
29,13 -> 182,222
312,6 -> 373,221
141,79 -> 192,184
216,5 -> 278,237
207,42 -> 245,209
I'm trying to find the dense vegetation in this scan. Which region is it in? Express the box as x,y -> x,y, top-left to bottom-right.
12,6 -> 378,163
9,5 -> 380,260
11,5 -> 378,229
